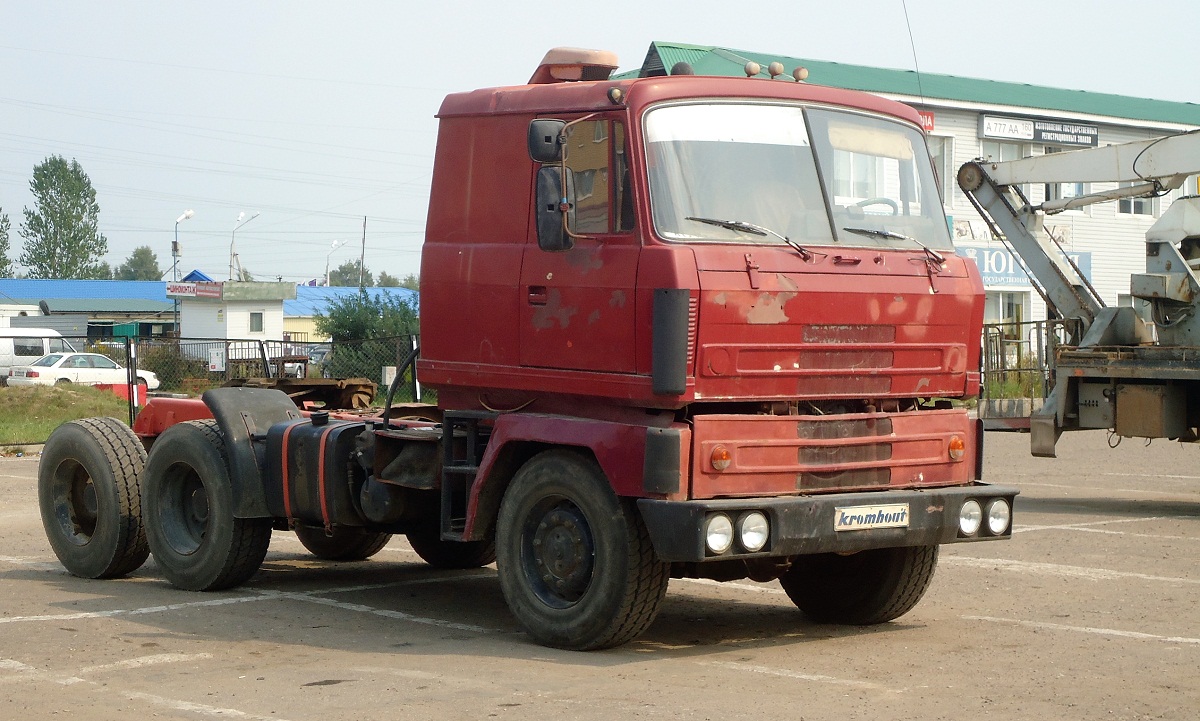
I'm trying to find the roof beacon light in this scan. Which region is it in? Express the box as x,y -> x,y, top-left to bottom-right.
530,47 -> 619,84
768,61 -> 785,78
793,67 -> 809,82
743,61 -> 761,78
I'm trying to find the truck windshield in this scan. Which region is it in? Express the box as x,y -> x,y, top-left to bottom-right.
644,102 -> 953,251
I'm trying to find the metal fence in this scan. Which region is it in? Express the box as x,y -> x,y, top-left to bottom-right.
979,319 -> 1079,430
21,334 -> 422,424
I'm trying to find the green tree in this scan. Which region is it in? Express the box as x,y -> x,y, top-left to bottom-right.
18,156 -> 109,279
314,290 -> 418,381
0,210 -> 12,278
95,261 -> 113,280
315,289 -> 417,343
329,259 -> 373,287
114,245 -> 163,280
377,271 -> 419,290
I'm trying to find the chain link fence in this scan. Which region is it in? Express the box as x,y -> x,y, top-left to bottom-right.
17,334 -> 422,418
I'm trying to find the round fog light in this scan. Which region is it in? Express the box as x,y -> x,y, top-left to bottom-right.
985,499 -> 1011,535
737,512 -> 769,552
704,513 -> 734,554
959,499 -> 982,536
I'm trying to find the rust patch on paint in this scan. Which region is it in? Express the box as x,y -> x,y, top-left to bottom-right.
745,291 -> 796,325
565,247 -> 603,274
609,289 -> 626,308
587,309 -> 601,325
531,288 -> 577,329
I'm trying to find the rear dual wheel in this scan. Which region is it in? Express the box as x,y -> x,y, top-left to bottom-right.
143,420 -> 271,591
296,526 -> 392,561
38,417 -> 150,578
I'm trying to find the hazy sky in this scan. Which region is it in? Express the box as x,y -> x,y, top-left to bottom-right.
3,1 -> 1197,283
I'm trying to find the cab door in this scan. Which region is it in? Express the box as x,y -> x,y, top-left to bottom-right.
520,118 -> 639,373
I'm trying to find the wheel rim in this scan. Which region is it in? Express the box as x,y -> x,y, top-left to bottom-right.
49,459 -> 98,546
521,497 -> 595,608
158,462 -> 209,555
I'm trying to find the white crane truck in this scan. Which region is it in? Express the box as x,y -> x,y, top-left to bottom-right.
958,131 -> 1200,456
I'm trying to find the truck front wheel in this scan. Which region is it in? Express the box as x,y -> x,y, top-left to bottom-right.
496,450 -> 669,650
38,417 -> 150,578
143,420 -> 271,591
779,545 -> 938,624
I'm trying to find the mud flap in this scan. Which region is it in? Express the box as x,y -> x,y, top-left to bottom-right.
1030,380 -> 1069,458
202,387 -> 302,518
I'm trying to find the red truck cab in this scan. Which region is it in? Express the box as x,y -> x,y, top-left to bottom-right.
414,49 -> 1015,647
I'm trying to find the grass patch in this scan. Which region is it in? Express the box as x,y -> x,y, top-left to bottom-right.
0,385 -> 131,445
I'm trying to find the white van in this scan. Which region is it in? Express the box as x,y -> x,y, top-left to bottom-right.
0,329 -> 78,385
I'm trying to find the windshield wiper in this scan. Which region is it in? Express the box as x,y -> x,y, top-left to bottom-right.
686,216 -> 813,260
841,226 -> 946,264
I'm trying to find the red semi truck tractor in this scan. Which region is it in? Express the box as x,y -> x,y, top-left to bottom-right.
38,48 -> 1016,650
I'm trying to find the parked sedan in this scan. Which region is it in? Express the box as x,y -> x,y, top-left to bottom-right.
7,353 -> 160,390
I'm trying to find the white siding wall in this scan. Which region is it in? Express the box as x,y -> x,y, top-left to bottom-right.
180,300 -> 226,339
924,105 -> 1197,326
179,299 -> 285,340
224,301 -> 285,341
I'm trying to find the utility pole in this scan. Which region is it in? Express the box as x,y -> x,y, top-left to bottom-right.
358,215 -> 367,289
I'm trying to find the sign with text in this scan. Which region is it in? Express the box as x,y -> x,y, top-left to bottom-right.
958,244 -> 1091,287
918,110 -> 935,132
980,115 -> 1098,147
166,281 -> 223,298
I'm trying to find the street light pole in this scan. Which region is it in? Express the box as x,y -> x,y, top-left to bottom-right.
229,211 -> 260,281
325,239 -> 348,286
172,209 -> 194,336
173,209 -> 194,283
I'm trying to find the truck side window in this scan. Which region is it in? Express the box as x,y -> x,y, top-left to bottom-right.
565,120 -> 611,234
613,122 -> 635,232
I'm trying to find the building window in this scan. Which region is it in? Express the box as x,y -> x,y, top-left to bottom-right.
929,136 -> 953,204
250,312 -> 264,333
1043,147 -> 1085,205
982,140 -> 1027,196
1118,182 -> 1155,215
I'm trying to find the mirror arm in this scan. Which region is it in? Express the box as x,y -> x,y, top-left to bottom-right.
556,112 -> 605,241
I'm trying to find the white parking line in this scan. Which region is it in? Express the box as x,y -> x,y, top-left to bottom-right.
1014,480 -> 1199,496
2,655 -> 289,720
0,555 -> 64,571
78,653 -> 213,675
1014,516 -> 1163,533
0,593 -> 281,625
277,592 -> 496,633
0,658 -> 86,686
942,555 -> 1200,585
125,692 -> 294,721
700,660 -> 905,693
965,616 -> 1200,646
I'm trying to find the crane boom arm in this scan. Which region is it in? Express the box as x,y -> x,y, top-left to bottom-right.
982,131 -> 1200,186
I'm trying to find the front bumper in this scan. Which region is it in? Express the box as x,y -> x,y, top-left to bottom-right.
637,483 -> 1017,562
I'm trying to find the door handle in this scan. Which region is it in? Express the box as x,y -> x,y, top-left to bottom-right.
528,286 -> 548,305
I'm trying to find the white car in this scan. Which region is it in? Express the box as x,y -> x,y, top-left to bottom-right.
7,352 -> 160,390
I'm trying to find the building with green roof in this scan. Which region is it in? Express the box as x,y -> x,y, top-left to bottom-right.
621,41 -> 1200,334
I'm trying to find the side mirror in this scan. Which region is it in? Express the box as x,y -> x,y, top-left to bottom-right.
536,166 -> 575,251
528,119 -> 566,163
